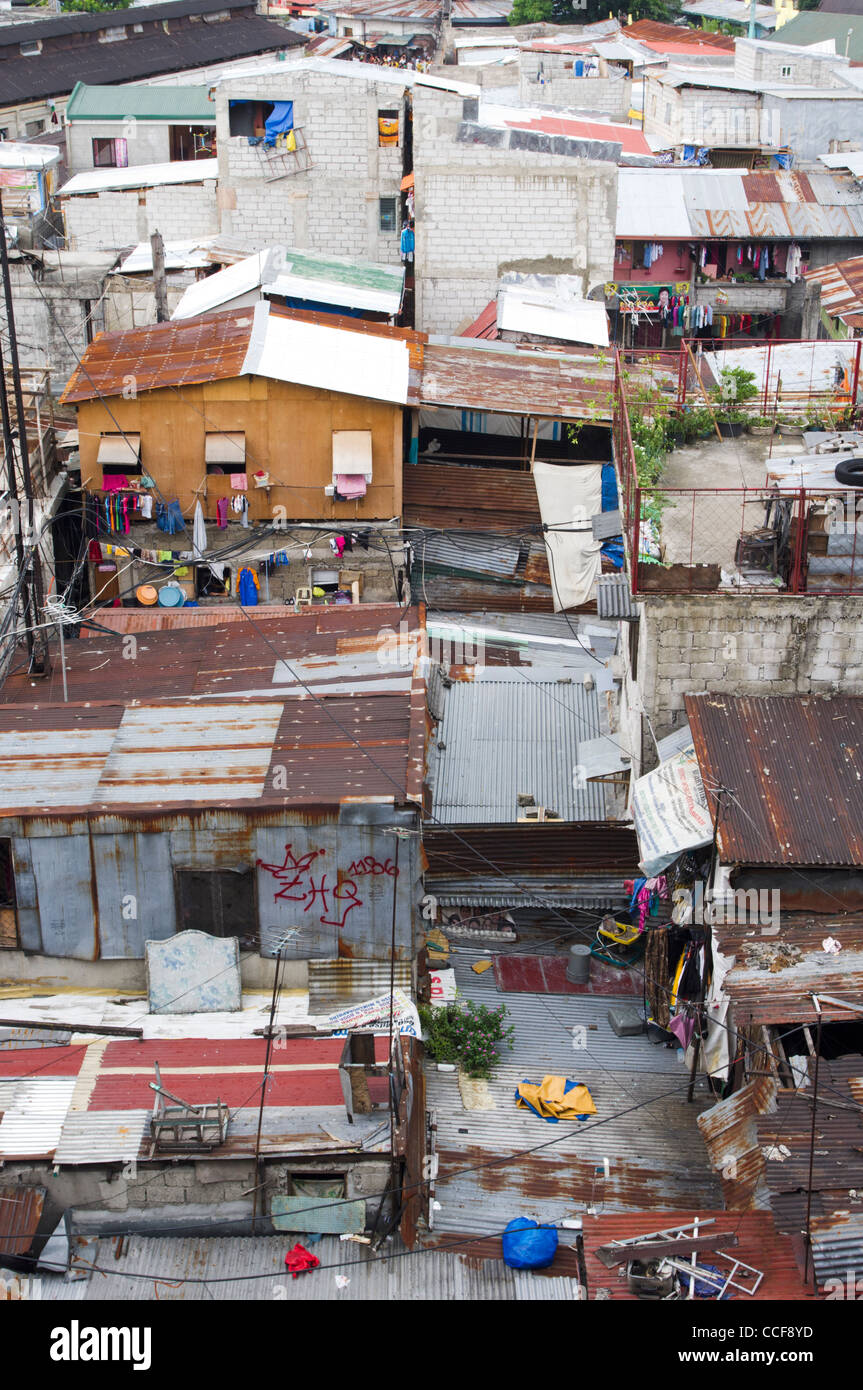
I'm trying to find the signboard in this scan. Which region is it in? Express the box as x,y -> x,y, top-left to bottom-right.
631,746 -> 713,876
328,987 -> 420,1037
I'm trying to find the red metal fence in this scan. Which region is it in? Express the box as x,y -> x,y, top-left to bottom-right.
632,486 -> 863,596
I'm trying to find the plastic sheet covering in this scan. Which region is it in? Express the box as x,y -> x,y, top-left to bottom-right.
264,101 -> 293,147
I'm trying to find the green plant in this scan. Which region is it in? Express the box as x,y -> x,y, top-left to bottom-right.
714,366 -> 758,409
418,999 -> 514,1079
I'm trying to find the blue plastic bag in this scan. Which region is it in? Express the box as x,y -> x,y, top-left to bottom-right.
502,1217 -> 558,1270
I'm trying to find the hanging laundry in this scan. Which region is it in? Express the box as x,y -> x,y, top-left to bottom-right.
216,496 -> 229,528
399,225 -> 414,264
238,566 -> 260,606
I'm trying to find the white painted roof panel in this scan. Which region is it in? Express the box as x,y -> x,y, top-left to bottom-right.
58,159 -> 218,196
242,300 -> 410,404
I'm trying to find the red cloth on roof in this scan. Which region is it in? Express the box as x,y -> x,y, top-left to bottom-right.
284,1243 -> 320,1278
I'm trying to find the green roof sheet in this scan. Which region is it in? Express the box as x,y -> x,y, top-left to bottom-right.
65,82 -> 216,123
772,11 -> 863,60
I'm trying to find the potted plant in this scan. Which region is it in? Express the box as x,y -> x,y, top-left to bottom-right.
776,414 -> 803,436
749,415 -> 776,436
717,408 -> 748,438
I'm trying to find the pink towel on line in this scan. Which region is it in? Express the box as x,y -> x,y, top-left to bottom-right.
230,474 -> 247,490
336,473 -> 367,499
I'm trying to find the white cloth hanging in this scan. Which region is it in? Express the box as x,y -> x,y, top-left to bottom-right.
192,499 -> 207,559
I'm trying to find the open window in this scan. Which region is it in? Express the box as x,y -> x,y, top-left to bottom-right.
92,137 -> 128,169
98,433 -> 141,486
379,196 -> 398,234
378,109 -> 399,147
205,431 -> 246,475
170,126 -> 216,161
174,868 -> 256,942
228,99 -> 274,138
331,429 -> 372,501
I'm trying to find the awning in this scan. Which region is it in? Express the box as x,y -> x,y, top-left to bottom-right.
205,432 -> 246,466
97,433 -> 140,466
400,171 -> 415,192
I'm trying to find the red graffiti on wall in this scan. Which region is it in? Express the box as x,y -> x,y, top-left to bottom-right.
257,843 -> 386,932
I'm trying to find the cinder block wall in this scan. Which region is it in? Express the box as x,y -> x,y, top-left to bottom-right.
63,181 -> 219,251
636,594 -> 863,755
412,88 -> 618,335
215,71 -> 406,262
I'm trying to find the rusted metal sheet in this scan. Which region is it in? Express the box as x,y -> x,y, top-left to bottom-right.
424,823 -> 640,876
581,1211 -> 815,1300
714,918 -> 863,1026
697,1078 -> 777,1211
685,694 -> 863,868
400,1036 -> 426,1250
60,307 -> 254,404
404,463 -> 541,533
805,252 -> 863,327
757,1059 -> 863,1251
0,1185 -> 45,1257
420,343 -> 625,422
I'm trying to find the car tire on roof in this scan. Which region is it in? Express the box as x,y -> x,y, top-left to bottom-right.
834,458 -> 863,486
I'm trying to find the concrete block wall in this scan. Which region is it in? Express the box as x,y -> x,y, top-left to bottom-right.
215,70 -> 407,263
1,266 -> 108,386
413,89 -> 617,335
644,80 -> 762,148
519,73 -> 632,117
636,594 -> 863,753
66,121 -> 172,174
63,181 -> 219,251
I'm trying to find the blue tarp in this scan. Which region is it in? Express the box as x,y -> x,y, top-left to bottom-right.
601,461 -> 624,570
264,101 -> 294,147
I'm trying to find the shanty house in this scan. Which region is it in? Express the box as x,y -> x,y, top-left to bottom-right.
0,607 -> 426,985
62,302 -> 419,526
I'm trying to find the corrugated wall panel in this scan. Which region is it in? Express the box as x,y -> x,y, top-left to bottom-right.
94,832 -> 176,958
29,837 -> 96,960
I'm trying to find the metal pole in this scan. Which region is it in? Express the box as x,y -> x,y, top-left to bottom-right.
803,994 -> 822,1290
252,946 -> 282,1234
0,190 -> 48,673
58,614 -> 67,703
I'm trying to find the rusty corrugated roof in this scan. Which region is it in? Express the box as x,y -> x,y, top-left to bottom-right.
697,1077 -> 777,1210
582,1210 -> 815,1300
404,462 -> 541,532
60,308 -> 255,404
61,305 -> 425,406
0,1185 -> 45,1256
625,18 -> 735,51
685,694 -> 863,868
712,917 -> 863,1027
805,252 -> 863,327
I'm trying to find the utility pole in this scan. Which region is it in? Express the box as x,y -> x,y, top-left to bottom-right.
150,230 -> 169,323
0,191 -> 49,675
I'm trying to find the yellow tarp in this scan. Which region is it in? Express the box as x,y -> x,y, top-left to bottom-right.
472,959 -> 493,975
515,1075 -> 597,1121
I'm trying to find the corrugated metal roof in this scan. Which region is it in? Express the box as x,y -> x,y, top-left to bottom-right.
417,532 -> 522,580
0,1078 -> 78,1159
685,693 -> 863,868
307,958 -> 412,1012
405,466 -> 542,533
58,158 -> 219,197
65,82 -> 215,124
697,1078 -> 777,1210
426,948 -> 720,1235
582,1210 -> 814,1300
712,917 -> 863,1026
805,252 -> 863,327
63,301 -> 416,407
420,341 -> 626,422
620,168 -> 863,240
429,678 -> 605,823
54,1111 -> 150,1166
53,1232 -> 582,1300
625,18 -> 735,52
0,1185 -> 45,1257
595,574 -> 638,620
